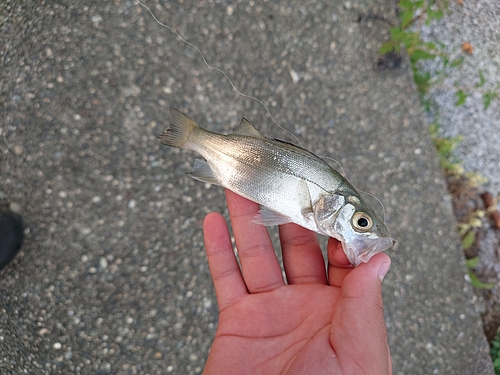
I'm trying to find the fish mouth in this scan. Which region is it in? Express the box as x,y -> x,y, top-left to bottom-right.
342,237 -> 395,266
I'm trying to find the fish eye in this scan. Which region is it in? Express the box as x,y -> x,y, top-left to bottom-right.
352,212 -> 373,231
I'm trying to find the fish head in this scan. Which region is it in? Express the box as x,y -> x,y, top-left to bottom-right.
314,193 -> 394,266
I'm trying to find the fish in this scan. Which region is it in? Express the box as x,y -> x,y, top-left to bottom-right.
159,109 -> 394,266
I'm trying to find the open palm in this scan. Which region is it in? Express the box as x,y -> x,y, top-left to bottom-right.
203,190 -> 392,375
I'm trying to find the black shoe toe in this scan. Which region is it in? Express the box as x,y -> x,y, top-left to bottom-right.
0,208 -> 24,271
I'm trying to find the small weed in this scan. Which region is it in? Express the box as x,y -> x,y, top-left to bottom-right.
428,122 -> 463,176
380,0 -> 453,96
490,331 -> 500,374
380,1 -> 500,107
466,257 -> 494,289
452,71 -> 500,109
429,122 -> 491,289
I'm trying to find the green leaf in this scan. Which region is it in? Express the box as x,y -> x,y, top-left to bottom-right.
400,11 -> 414,29
401,31 -> 419,49
428,122 -> 440,137
462,231 -> 476,250
475,70 -> 485,88
465,256 -> 479,269
410,49 -> 436,63
413,70 -> 431,93
483,91 -> 498,109
468,271 -> 494,289
450,57 -> 464,68
398,0 -> 414,12
390,27 -> 403,42
413,0 -> 424,9
427,9 -> 444,23
455,90 -> 467,106
423,98 -> 436,113
379,41 -> 396,54
424,42 -> 437,50
492,340 -> 500,350
433,135 -> 462,157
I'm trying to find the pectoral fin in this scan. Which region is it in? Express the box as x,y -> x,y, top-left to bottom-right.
187,159 -> 220,186
252,207 -> 292,226
297,179 -> 313,213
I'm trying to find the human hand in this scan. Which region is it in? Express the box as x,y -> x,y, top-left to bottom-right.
202,190 -> 392,375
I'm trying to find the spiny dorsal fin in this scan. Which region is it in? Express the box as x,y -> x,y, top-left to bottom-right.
232,118 -> 266,139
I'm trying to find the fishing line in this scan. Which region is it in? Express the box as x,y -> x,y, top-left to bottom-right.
136,0 -> 303,148
359,189 -> 387,225
138,0 -> 387,224
319,155 -> 347,178
320,155 -> 387,224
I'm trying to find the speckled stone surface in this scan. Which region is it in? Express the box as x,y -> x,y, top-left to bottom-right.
0,0 -> 494,374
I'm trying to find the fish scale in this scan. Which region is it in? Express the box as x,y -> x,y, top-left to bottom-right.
159,109 -> 394,265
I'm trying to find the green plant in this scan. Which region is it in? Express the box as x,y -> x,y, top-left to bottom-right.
380,1 -> 499,107
490,331 -> 500,374
429,123 -> 491,289
429,121 -> 487,184
429,122 -> 463,175
380,0 -> 451,95
453,70 -> 500,109
465,257 -> 494,290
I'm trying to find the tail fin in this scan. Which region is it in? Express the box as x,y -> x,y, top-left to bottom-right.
158,109 -> 199,148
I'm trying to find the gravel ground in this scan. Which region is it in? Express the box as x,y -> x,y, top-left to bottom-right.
420,2 -> 500,298
0,0 -> 495,374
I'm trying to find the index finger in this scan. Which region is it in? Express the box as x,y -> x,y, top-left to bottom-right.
226,190 -> 285,293
280,223 -> 327,285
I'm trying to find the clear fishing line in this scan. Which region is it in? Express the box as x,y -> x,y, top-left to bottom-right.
319,155 -> 387,224
137,0 -> 387,224
136,0 -> 303,148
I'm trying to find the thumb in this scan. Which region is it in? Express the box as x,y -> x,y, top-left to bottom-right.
330,253 -> 392,375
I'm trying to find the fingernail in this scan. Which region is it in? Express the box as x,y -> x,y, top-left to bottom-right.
378,262 -> 390,282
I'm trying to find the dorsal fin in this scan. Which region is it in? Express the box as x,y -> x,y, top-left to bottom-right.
232,118 -> 266,139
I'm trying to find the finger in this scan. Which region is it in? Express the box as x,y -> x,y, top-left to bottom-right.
203,212 -> 248,311
280,223 -> 327,285
226,190 -> 284,293
327,238 -> 353,287
330,253 -> 392,374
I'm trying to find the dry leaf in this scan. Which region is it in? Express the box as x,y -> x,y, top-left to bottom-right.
481,192 -> 495,209
457,0 -> 463,5
462,42 -> 474,54
492,211 -> 500,230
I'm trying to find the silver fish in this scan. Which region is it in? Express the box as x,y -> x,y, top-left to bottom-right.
159,109 -> 394,265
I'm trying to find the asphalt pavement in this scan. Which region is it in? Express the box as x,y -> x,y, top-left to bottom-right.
0,0 -> 494,374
